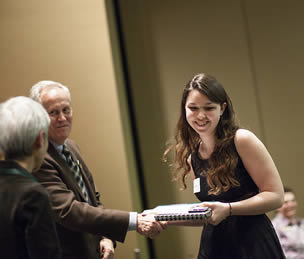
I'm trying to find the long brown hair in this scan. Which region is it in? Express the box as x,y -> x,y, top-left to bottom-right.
163,73 -> 240,195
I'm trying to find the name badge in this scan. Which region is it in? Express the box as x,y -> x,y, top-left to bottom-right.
193,178 -> 200,193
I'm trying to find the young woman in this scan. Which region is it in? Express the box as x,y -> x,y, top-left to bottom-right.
164,73 -> 286,258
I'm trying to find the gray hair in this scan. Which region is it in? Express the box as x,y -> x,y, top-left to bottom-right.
29,80 -> 71,103
0,96 -> 50,160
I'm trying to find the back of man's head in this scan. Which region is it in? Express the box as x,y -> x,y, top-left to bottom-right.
0,96 -> 50,160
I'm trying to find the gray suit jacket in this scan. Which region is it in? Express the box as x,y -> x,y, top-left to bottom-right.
33,139 -> 129,259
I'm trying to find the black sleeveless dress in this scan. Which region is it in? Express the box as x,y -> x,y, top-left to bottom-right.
191,147 -> 285,259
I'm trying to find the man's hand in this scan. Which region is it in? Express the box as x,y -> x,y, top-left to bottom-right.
136,213 -> 168,239
100,238 -> 114,259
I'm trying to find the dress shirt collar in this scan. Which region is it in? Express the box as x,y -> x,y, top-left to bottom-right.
275,213 -> 301,227
49,140 -> 65,154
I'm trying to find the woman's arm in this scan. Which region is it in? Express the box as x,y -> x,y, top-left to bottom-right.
200,129 -> 284,226
230,128 -> 284,215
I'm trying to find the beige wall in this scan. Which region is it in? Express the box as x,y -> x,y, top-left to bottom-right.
0,1 -> 142,258
116,0 -> 304,258
245,0 -> 304,191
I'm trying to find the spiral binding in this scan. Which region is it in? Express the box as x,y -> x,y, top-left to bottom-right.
154,208 -> 212,221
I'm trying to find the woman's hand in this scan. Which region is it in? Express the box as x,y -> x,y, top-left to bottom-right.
199,202 -> 230,225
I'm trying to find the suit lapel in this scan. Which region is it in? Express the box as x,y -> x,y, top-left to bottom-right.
48,142 -> 93,203
65,142 -> 97,205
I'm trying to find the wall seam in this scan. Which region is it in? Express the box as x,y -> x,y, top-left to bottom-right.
240,0 -> 267,144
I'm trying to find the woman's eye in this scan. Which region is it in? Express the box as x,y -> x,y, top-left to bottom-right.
188,106 -> 198,111
205,106 -> 215,111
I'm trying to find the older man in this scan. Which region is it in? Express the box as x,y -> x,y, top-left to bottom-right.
0,96 -> 61,259
30,81 -> 166,259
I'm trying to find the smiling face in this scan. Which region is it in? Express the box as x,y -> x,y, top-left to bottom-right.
278,192 -> 297,220
40,87 -> 72,145
185,89 -> 226,137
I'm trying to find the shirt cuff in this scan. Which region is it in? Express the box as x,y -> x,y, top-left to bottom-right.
128,212 -> 138,231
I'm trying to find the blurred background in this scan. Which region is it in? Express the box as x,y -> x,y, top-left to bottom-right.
1,0 -> 303,258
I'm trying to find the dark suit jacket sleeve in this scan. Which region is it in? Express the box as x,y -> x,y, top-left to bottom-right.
19,184 -> 62,259
33,140 -> 129,243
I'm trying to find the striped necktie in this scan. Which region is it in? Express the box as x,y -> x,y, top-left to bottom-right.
62,145 -> 88,201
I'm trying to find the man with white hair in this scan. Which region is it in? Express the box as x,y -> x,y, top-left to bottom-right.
30,81 -> 166,259
0,96 -> 61,259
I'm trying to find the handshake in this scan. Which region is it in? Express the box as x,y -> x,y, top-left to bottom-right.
136,213 -> 168,239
